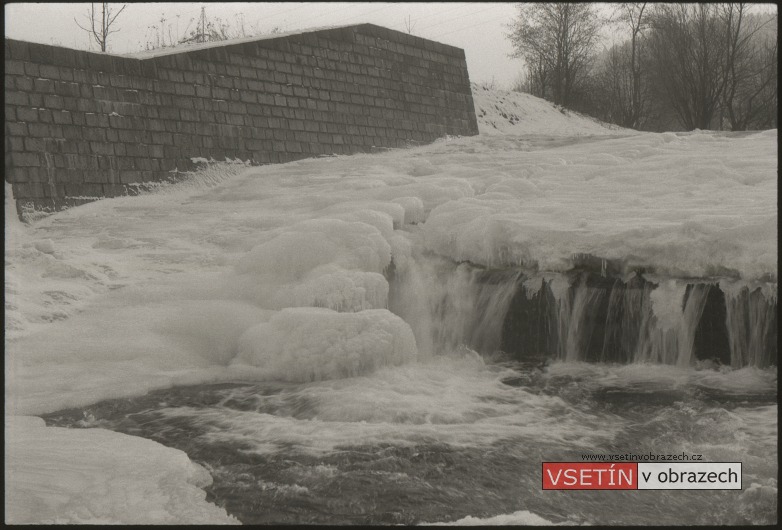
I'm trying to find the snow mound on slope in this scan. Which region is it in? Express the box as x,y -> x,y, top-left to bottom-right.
471,83 -> 624,136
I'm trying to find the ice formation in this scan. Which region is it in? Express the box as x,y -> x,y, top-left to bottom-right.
234,307 -> 417,382
4,85 -> 777,523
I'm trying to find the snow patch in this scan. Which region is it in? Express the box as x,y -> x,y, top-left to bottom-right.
4,415 -> 238,524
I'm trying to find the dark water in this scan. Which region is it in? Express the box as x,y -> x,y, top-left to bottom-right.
43,357 -> 778,525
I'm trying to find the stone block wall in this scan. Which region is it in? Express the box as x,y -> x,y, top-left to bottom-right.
4,23 -> 479,216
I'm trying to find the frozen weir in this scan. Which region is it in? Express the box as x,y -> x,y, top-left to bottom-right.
389,253 -> 777,368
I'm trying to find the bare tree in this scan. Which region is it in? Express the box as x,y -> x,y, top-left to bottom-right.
508,3 -> 602,108
616,3 -> 649,128
719,5 -> 777,130
75,2 -> 127,53
754,27 -> 778,128
404,15 -> 416,35
524,50 -> 551,99
590,3 -> 651,129
593,41 -> 636,126
647,4 -> 729,130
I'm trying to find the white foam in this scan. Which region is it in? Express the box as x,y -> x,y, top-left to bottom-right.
158,356 -> 623,456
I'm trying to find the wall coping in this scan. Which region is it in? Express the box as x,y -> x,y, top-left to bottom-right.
123,23 -> 367,60
4,23 -> 466,66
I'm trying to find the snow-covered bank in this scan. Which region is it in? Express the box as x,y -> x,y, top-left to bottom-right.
5,416 -> 238,524
471,82 -> 624,136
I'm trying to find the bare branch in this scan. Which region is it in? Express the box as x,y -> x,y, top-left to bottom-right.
74,3 -> 126,53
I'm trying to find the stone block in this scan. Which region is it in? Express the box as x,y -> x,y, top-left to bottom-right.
103,183 -> 128,197
7,122 -> 28,135
175,121 -> 196,135
108,115 -> 130,129
174,83 -> 196,96
13,76 -> 33,92
173,97 -> 195,109
27,123 -> 54,138
163,146 -> 180,159
6,136 -> 24,151
152,132 -> 173,145
51,110 -> 72,125
228,101 -> 246,114
154,79 -> 177,94
16,107 -> 39,122
117,157 -> 137,170
118,129 -> 140,143
149,144 -> 165,158
179,108 -> 198,122
84,113 -> 109,128
240,91 -> 257,103
5,60 -> 25,75
23,61 -> 39,76
87,52 -> 114,73
90,142 -> 114,156
140,60 -> 158,78
10,152 -> 42,167
158,107 -> 179,120
76,98 -> 99,113
6,91 -> 29,105
15,182 -> 46,199
118,89 -> 140,103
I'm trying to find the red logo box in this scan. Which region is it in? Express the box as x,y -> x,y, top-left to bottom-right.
542,462 -> 638,490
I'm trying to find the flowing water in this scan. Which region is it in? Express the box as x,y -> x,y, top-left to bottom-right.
43,255 -> 778,525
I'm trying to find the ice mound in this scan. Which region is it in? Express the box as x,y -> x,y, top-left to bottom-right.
236,218 -> 391,280
283,266 -> 389,312
234,307 -> 418,382
4,416 -> 238,524
232,217 -> 392,311
423,197 -> 535,268
318,202 -> 404,232
372,177 -> 475,214
391,196 -> 426,224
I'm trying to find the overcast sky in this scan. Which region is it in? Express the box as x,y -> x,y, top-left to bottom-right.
5,2 -> 531,88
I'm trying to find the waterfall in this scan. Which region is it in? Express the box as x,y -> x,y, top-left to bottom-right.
388,252 -> 523,356
389,253 -> 777,368
723,283 -> 778,368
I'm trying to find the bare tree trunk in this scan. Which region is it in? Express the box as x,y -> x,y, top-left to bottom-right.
74,2 -> 126,53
